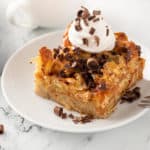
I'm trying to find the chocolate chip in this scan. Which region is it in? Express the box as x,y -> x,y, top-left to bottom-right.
81,72 -> 96,89
82,38 -> 89,46
58,54 -> 64,61
53,53 -> 57,59
65,53 -> 74,62
88,15 -> 96,21
77,58 -> 88,72
89,27 -> 95,35
111,51 -> 117,55
54,106 -> 63,117
0,124 -> 4,134
53,48 -> 60,54
136,45 -> 141,56
93,18 -> 100,22
68,113 -> 74,119
61,113 -> 67,119
94,35 -> 100,46
53,48 -> 60,58
63,47 -> 69,53
93,10 -> 101,16
87,58 -> 99,70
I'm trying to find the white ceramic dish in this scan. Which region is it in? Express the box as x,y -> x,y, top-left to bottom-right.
1,31 -> 150,133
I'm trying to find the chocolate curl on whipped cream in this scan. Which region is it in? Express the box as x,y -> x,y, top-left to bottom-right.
68,6 -> 116,53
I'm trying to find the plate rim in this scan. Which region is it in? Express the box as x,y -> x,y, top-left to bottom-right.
1,30 -> 149,133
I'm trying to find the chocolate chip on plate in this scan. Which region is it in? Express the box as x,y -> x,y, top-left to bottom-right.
0,124 -> 4,134
54,106 -> 63,117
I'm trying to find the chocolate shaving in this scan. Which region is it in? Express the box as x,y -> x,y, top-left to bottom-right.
68,114 -> 74,119
53,48 -> 60,58
80,115 -> 93,123
83,19 -> 89,26
144,96 -> 150,99
53,106 -> 94,124
81,72 -> 96,89
121,87 -> 141,103
54,106 -> 67,119
89,27 -> 95,35
65,53 -> 74,62
82,38 -> 89,46
106,28 -> 109,36
98,54 -> 108,66
73,115 -> 93,124
75,18 -> 82,31
58,54 -> 64,61
87,58 -> 99,70
54,106 -> 63,117
0,124 -> 4,134
81,10 -> 90,19
94,35 -> 100,46
61,113 -> 67,119
93,10 -> 101,16
75,25 -> 82,31
63,47 -> 69,53
93,18 -> 100,22
136,45 -> 141,56
88,15 -> 96,21
77,10 -> 83,17
73,47 -> 82,55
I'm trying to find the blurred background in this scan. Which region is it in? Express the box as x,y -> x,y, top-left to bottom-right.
0,0 -> 150,74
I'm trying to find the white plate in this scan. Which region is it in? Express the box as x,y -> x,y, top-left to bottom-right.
1,31 -> 150,133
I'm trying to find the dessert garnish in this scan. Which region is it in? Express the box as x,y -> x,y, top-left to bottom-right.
53,106 -> 93,124
121,87 -> 141,103
68,6 -> 115,53
54,106 -> 67,119
0,124 -> 4,134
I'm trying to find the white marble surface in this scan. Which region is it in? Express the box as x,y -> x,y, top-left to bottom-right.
1,0 -> 150,150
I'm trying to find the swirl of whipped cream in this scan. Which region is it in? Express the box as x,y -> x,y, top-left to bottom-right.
68,8 -> 116,53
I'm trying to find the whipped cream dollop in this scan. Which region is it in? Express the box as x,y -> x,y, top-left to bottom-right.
68,7 -> 116,53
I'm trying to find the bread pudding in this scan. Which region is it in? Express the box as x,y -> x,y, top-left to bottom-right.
34,7 -> 145,118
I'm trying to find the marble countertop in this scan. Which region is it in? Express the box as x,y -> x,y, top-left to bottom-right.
0,0 -> 150,150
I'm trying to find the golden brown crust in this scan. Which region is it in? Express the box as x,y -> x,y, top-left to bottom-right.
34,32 -> 145,118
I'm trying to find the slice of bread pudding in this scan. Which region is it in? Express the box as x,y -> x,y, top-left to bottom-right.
34,32 -> 145,118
